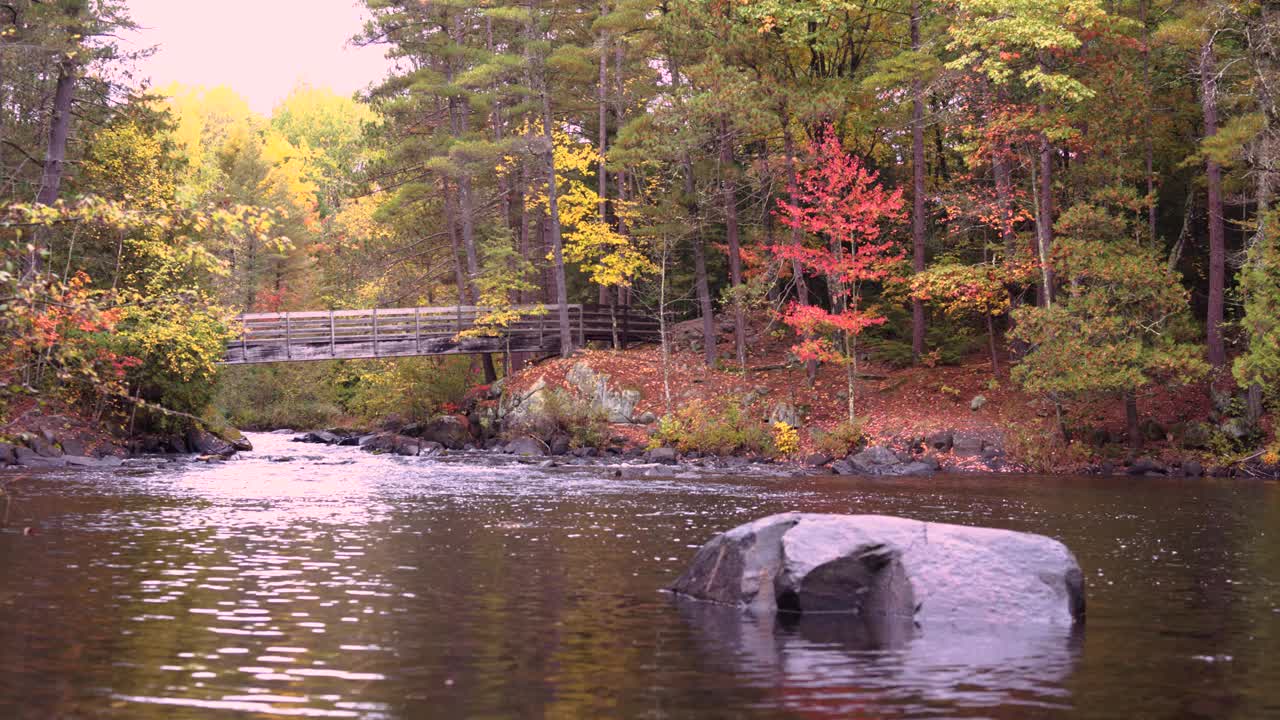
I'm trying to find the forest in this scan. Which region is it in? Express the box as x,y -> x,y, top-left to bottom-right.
1,0 -> 1278,468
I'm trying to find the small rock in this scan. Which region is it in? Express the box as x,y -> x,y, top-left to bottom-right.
831,459 -> 856,475
0,442 -> 16,466
970,395 -> 988,412
60,438 -> 87,457
635,411 -> 658,425
1182,460 -> 1204,477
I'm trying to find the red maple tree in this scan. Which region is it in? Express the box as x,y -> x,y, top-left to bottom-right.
774,124 -> 905,421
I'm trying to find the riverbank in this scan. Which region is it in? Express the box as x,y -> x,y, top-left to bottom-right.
280,324 -> 1277,479
4,325 -> 1277,479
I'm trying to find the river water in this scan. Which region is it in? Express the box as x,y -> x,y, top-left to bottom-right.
0,432 -> 1277,719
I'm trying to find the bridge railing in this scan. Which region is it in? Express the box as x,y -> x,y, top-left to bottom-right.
222,304 -> 659,365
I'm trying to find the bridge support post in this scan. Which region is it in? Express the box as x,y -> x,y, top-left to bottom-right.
285,313 -> 292,360
373,308 -> 379,357
329,311 -> 336,357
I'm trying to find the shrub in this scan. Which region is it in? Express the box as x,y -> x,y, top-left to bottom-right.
811,420 -> 866,458
772,421 -> 799,456
107,299 -> 231,431
652,399 -> 771,456
216,362 -> 346,430
346,356 -> 476,424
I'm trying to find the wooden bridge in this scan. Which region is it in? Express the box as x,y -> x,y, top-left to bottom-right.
221,304 -> 660,365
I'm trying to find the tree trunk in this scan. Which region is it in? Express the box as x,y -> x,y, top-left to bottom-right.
719,117 -> 747,368
29,56 -> 77,276
1200,38 -> 1228,368
1037,128 -> 1056,305
668,45 -> 717,367
541,91 -> 573,357
780,115 -> 811,306
444,180 -> 471,306
682,154 -> 717,367
597,15 -> 611,307
910,0 -> 927,361
1125,391 -> 1143,452
1142,0 -> 1158,244
781,112 -> 818,383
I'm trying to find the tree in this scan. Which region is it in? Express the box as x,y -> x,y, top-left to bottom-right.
945,0 -> 1108,306
775,125 -> 905,421
1011,203 -> 1207,448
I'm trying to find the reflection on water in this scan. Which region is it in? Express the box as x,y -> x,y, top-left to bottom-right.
676,599 -> 1080,716
0,432 -> 1277,719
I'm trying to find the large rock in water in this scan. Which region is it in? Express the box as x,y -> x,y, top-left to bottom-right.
670,513 -> 1084,629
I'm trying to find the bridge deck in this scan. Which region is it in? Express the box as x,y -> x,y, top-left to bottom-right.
221,304 -> 659,365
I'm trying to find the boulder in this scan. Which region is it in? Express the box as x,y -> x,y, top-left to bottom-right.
1219,417 -> 1254,442
29,436 -> 63,458
212,426 -> 253,452
64,455 -> 123,468
296,430 -> 342,445
59,438 -> 87,457
951,434 -> 986,457
646,446 -> 678,465
803,452 -> 832,468
925,431 -> 954,451
1127,457 -> 1166,476
894,461 -> 938,476
1180,421 -> 1214,450
768,402 -> 802,429
1181,460 -> 1204,477
1140,418 -> 1166,442
186,428 -> 236,458
360,433 -> 421,456
970,395 -> 988,412
14,447 -> 67,468
506,437 -> 546,457
566,361 -> 640,423
0,442 -> 15,466
546,433 -> 570,456
412,415 -> 474,450
849,445 -> 902,475
670,513 -> 1085,629
500,377 -> 550,427
831,459 -> 856,476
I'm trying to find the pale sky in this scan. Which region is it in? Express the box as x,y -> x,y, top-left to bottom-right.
126,0 -> 392,114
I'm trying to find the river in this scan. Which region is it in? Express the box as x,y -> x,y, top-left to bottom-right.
0,432 -> 1277,719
